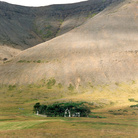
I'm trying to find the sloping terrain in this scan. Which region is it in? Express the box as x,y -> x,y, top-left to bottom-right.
0,0 -> 137,86
0,0 -> 122,62
0,1 -> 137,137
0,45 -> 21,64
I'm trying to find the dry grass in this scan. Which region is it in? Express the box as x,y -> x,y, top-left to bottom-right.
61,81 -> 138,107
0,115 -> 137,138
0,81 -> 137,117
0,81 -> 138,137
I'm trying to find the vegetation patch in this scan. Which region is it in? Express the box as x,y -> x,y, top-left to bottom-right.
43,30 -> 53,38
68,84 -> 74,91
87,12 -> 97,18
130,104 -> 138,108
57,83 -> 62,88
17,60 -> 50,63
8,85 -> 16,91
46,78 -> 56,89
108,110 -> 113,113
18,60 -> 32,63
34,102 -> 91,117
108,109 -> 127,115
37,60 -> 41,63
18,60 -> 27,63
128,98 -> 138,102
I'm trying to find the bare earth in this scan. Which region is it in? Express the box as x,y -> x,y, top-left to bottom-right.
0,0 -> 137,86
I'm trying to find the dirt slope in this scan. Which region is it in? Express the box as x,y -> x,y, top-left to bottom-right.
0,0 -> 122,62
0,45 -> 21,64
0,0 -> 137,86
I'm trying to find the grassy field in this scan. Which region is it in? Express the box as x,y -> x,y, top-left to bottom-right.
0,112 -> 137,138
0,81 -> 138,137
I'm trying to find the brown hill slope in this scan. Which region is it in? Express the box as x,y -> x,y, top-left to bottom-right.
0,45 -> 21,64
0,0 -> 137,86
0,0 -> 120,62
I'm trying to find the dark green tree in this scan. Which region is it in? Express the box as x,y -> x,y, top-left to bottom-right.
39,105 -> 47,114
34,102 -> 41,113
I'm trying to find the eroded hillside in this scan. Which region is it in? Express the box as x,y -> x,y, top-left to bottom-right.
0,0 -> 137,87
0,0 -> 122,62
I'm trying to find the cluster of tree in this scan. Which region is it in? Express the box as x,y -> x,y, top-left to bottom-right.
130,104 -> 138,108
33,102 -> 91,117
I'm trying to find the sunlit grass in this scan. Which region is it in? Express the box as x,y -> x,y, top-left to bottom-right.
0,116 -> 137,138
0,81 -> 137,137
0,120 -> 47,130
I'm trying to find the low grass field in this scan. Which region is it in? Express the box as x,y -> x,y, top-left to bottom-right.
0,112 -> 137,138
0,81 -> 138,137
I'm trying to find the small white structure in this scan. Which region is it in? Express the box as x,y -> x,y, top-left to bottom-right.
64,108 -> 71,117
64,108 -> 81,117
72,112 -> 80,117
75,112 -> 80,117
37,111 -> 39,115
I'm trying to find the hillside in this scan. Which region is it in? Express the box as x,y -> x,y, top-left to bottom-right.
0,0 -> 120,62
0,0 -> 137,87
0,1 -> 137,137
